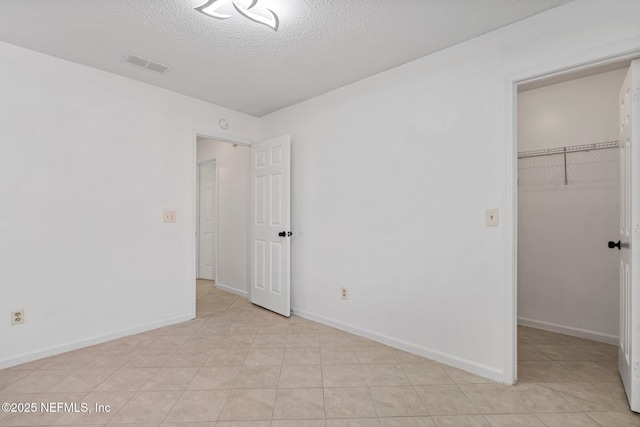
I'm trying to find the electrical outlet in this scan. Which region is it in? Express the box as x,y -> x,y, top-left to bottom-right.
340,287 -> 349,300
11,310 -> 24,325
163,210 -> 176,223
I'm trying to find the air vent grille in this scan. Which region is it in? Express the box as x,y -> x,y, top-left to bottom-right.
123,52 -> 172,75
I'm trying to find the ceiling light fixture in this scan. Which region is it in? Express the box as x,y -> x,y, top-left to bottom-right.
195,0 -> 279,32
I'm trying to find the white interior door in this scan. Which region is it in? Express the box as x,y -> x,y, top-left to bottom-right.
198,162 -> 216,280
618,60 -> 640,412
250,135 -> 291,317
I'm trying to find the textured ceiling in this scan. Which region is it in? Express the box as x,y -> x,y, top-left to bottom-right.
0,0 -> 573,116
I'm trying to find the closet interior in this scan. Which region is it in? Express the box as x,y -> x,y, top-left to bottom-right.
517,67 -> 628,346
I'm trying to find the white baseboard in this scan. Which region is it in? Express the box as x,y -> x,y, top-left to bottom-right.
215,282 -> 248,298
0,313 -> 194,370
292,307 -> 503,383
518,317 -> 618,345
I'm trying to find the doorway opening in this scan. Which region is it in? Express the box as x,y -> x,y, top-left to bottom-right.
195,136 -> 251,318
516,67 -> 626,387
506,49 -> 640,388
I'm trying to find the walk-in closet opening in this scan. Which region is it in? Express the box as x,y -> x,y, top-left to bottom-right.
195,136 -> 251,317
516,66 -> 628,382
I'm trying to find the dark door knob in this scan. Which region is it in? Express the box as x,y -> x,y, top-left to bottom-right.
278,231 -> 286,237
608,240 -> 621,250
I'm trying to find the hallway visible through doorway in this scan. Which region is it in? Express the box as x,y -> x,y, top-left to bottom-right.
196,279 -> 245,317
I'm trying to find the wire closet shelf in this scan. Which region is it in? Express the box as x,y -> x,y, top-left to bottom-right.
517,140 -> 619,185
518,140 -> 619,159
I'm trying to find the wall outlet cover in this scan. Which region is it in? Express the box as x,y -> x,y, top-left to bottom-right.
485,209 -> 499,227
163,210 -> 177,223
11,310 -> 24,325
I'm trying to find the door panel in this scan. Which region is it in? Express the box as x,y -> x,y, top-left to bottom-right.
619,60 -> 640,412
198,162 -> 216,280
270,241 -> 282,294
250,135 -> 291,317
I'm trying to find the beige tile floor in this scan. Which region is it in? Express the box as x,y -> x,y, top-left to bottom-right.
0,279 -> 639,426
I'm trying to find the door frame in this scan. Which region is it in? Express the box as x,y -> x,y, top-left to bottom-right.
189,129 -> 254,319
196,159 -> 218,282
504,43 -> 640,384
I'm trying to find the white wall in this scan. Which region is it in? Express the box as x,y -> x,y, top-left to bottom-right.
197,138 -> 250,296
518,69 -> 628,151
518,152 -> 619,342
0,42 -> 259,368
517,70 -> 624,343
259,0 -> 640,381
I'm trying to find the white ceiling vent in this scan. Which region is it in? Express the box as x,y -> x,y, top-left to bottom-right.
123,52 -> 171,75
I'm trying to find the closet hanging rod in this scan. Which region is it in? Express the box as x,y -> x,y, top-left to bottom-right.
518,140 -> 619,159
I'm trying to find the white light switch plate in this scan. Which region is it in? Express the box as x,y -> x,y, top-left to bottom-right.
485,209 -> 499,227
163,210 -> 176,223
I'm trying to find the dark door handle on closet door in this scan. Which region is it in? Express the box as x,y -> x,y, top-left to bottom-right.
608,240 -> 621,250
